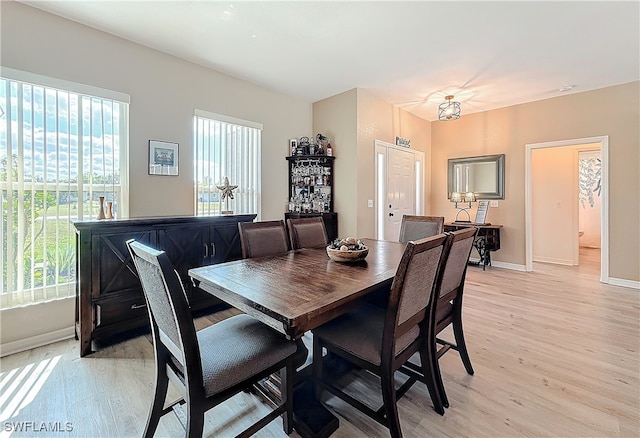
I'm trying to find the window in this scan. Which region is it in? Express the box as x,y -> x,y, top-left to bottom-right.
0,68 -> 129,309
194,110 -> 261,217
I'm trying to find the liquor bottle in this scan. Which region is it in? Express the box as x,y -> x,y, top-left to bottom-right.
326,143 -> 333,157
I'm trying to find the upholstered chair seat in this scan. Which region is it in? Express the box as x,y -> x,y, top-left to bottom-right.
313,304 -> 420,366
196,314 -> 296,396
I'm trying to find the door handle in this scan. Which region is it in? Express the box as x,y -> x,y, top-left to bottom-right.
389,213 -> 394,217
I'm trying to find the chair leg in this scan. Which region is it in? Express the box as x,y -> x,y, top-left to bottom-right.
418,347 -> 445,415
185,403 -> 204,438
453,306 -> 474,375
380,368 -> 402,438
143,364 -> 169,438
432,345 -> 449,409
280,360 -> 294,434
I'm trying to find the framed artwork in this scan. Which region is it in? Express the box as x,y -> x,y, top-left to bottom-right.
475,200 -> 490,224
289,138 -> 298,156
149,140 -> 179,176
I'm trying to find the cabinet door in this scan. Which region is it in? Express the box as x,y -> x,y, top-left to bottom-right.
158,225 -> 209,281
91,229 -> 155,334
91,230 -> 155,300
189,223 -> 243,309
209,223 -> 244,264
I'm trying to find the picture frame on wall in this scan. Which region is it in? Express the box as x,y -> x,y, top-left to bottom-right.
149,140 -> 179,176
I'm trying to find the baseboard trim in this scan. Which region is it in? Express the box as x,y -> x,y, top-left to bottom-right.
468,258 -> 526,272
533,256 -> 575,266
491,260 -> 527,271
608,277 -> 640,290
0,327 -> 75,358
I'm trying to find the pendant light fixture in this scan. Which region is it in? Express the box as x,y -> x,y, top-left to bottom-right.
438,95 -> 461,121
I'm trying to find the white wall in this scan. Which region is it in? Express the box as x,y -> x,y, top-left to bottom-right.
1,2 -> 312,352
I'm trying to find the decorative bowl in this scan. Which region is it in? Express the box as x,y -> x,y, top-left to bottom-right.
326,245 -> 369,263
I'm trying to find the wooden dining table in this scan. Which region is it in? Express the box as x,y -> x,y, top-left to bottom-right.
189,238 -> 406,340
188,238 -> 406,437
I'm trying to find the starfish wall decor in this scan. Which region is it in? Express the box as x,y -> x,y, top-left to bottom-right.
216,176 -> 238,214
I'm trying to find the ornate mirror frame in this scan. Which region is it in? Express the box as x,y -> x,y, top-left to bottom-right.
447,154 -> 505,199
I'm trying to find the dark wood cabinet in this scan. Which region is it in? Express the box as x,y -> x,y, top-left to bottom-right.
74,214 -> 256,356
285,155 -> 338,242
286,155 -> 335,213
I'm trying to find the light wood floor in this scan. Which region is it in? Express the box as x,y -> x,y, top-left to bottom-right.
1,248 -> 638,437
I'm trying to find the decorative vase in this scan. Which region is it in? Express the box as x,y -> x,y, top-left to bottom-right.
105,201 -> 114,219
97,196 -> 106,220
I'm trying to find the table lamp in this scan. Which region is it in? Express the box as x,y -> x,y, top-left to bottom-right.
450,192 -> 476,222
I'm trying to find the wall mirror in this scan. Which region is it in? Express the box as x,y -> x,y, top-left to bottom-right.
448,154 -> 505,199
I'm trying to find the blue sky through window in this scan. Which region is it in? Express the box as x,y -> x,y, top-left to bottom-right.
0,78 -> 120,184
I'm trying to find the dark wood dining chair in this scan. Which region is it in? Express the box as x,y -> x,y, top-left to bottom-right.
126,240 -> 297,438
398,215 -> 445,243
238,219 -> 289,259
286,216 -> 329,249
403,226 -> 478,409
312,233 -> 453,438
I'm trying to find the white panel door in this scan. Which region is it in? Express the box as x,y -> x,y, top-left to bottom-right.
385,147 -> 415,240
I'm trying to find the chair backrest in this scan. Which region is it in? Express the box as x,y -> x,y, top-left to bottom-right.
126,240 -> 200,373
382,233 -> 453,360
238,220 -> 289,259
287,217 -> 329,249
399,215 -> 445,243
438,227 -> 478,301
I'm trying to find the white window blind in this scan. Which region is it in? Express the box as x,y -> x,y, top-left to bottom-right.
194,110 -> 261,218
0,72 -> 129,308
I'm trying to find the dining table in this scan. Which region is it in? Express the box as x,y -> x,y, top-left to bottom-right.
189,238 -> 406,340
188,238 -> 406,437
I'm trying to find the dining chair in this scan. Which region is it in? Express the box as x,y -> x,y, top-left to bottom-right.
312,233 -> 453,438
238,219 -> 289,259
126,240 -> 297,438
398,215 -> 445,243
403,226 -> 478,409
286,216 -> 329,250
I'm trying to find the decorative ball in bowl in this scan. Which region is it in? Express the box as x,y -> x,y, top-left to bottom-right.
326,237 -> 369,263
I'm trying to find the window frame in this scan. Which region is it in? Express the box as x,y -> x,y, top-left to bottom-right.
0,67 -> 130,308
193,109 -> 262,219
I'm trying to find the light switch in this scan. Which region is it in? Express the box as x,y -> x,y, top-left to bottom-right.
490,200 -> 499,207
367,199 -> 374,208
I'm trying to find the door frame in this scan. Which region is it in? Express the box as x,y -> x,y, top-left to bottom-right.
525,136 -> 609,283
374,139 -> 424,240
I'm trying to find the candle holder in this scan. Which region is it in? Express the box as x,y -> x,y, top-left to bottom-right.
450,192 -> 476,222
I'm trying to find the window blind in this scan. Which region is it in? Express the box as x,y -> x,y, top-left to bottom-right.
0,72 -> 129,308
194,112 -> 261,218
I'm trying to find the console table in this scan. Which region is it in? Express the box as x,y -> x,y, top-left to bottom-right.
73,214 -> 256,356
444,222 -> 503,270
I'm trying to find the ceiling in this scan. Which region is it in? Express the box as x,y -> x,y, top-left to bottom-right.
19,1 -> 640,121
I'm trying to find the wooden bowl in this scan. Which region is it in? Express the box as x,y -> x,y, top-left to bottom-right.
326,246 -> 369,263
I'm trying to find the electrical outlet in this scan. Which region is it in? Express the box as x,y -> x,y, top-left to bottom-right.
490,200 -> 499,207
367,199 -> 374,208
